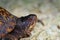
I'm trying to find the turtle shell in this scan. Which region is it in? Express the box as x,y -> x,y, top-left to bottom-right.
0,7 -> 17,38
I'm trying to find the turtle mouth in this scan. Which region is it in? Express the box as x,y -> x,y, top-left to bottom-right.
27,14 -> 37,31
24,14 -> 37,33
22,14 -> 37,37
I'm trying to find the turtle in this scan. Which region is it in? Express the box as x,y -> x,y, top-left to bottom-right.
3,14 -> 37,40
0,7 -> 38,40
0,7 -> 44,40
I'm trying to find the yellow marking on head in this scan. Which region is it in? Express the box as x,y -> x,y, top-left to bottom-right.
9,22 -> 15,26
6,27 -> 13,32
0,21 -> 3,25
10,15 -> 14,19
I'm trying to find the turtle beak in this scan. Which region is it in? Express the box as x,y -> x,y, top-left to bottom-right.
27,14 -> 37,31
25,14 -> 37,35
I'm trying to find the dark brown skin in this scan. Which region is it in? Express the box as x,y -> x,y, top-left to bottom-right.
3,14 -> 37,40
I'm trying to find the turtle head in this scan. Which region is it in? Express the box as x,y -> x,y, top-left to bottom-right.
16,14 -> 37,37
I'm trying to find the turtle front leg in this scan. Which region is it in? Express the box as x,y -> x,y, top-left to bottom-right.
2,34 -> 18,40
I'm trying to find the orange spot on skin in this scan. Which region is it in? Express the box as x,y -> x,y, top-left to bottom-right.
10,15 -> 14,19
9,22 -> 15,26
6,22 -> 15,32
0,21 -> 3,25
6,27 -> 13,32
0,21 -> 3,30
0,9 -> 4,11
28,21 -> 36,32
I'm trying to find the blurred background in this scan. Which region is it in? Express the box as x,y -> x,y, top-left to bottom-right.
0,0 -> 60,40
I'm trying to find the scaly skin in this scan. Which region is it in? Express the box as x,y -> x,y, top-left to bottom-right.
0,7 -> 17,38
3,14 -> 37,40
0,7 -> 44,40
